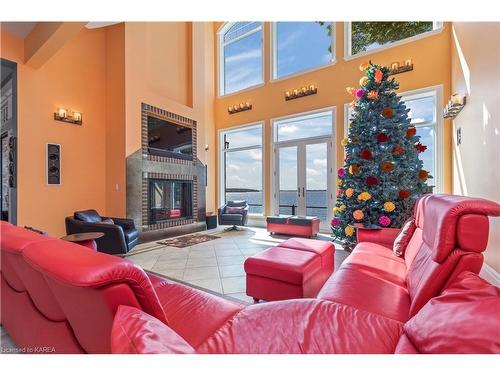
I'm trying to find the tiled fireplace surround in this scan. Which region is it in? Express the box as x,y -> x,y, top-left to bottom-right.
127,103 -> 207,242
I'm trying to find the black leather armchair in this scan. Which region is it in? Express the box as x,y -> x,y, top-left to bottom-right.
65,209 -> 138,255
218,200 -> 249,231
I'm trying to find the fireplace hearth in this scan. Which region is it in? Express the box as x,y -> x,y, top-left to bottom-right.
148,179 -> 193,224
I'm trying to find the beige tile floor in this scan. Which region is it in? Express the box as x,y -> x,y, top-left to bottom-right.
127,226 -> 349,304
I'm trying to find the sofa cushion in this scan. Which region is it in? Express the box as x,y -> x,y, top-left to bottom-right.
393,219 -> 416,257
279,238 -> 334,268
74,209 -> 102,223
149,273 -> 243,348
111,305 -> 195,354
244,246 -> 322,285
225,206 -> 244,215
220,213 -> 243,223
317,267 -> 410,322
404,271 -> 500,353
344,242 -> 407,286
197,299 -> 403,354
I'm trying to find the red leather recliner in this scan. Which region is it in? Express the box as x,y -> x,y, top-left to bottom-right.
2,194 -> 499,354
0,221 -> 243,353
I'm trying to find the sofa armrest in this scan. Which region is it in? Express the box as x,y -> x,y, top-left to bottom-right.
242,204 -> 249,224
65,217 -> 128,254
218,205 -> 227,221
357,227 -> 401,248
106,217 -> 135,231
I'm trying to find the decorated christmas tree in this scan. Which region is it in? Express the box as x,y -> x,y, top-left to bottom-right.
332,62 -> 432,249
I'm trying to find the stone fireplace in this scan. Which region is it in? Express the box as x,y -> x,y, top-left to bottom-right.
148,178 -> 193,225
127,103 -> 206,241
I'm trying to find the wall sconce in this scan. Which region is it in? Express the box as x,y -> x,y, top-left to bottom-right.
388,59 -> 413,75
54,108 -> 82,125
443,94 -> 466,119
228,102 -> 252,115
285,84 -> 317,101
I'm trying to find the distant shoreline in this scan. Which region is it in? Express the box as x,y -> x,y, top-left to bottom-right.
226,189 -> 327,192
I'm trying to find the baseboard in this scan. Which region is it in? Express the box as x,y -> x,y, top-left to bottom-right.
479,263 -> 500,286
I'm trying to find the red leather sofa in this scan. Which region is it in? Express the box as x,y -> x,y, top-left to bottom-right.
1,194 -> 499,354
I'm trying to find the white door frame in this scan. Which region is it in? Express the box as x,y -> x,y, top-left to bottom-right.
270,107 -> 336,231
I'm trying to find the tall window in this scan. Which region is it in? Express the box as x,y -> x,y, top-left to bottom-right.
218,22 -> 263,96
346,22 -> 442,57
404,90 -> 440,191
272,22 -> 334,79
344,88 -> 441,191
220,124 -> 263,214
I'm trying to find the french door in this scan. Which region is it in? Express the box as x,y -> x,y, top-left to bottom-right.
275,138 -> 333,230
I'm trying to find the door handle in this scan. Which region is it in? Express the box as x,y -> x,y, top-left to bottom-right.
302,187 -> 305,197
297,187 -> 300,197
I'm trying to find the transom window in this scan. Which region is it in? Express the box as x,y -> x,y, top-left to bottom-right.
272,22 -> 334,79
218,22 -> 263,96
220,124 -> 264,214
346,22 -> 443,57
274,110 -> 333,143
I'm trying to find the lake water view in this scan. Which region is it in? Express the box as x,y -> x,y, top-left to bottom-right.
226,190 -> 328,221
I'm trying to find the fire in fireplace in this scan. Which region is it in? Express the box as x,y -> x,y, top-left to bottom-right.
148,179 -> 193,224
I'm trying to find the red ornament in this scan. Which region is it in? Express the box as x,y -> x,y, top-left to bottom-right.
392,146 -> 405,155
415,143 -> 427,153
360,149 -> 372,160
366,176 -> 379,186
337,189 -> 343,197
382,107 -> 394,118
406,127 -> 417,138
399,189 -> 411,199
376,133 -> 389,142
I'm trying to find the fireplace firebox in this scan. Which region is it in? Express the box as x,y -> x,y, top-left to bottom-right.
148,179 -> 193,225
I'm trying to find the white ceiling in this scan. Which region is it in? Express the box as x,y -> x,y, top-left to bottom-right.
0,22 -> 37,38
85,22 -> 121,29
0,22 -> 121,39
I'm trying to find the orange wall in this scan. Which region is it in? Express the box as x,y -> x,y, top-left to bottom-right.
124,22 -> 216,211
124,22 -> 194,157
213,22 -> 453,215
451,22 -> 500,272
1,29 -> 108,236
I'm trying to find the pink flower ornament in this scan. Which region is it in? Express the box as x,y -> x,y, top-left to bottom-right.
378,215 -> 391,227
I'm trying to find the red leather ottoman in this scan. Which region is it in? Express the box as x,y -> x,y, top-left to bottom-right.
244,239 -> 334,302
279,238 -> 334,287
266,216 -> 320,237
